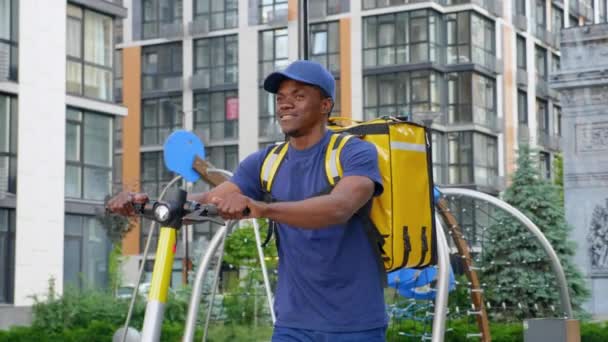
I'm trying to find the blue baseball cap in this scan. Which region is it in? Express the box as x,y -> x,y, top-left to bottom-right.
263,60 -> 335,100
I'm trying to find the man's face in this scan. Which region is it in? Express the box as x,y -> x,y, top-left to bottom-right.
275,79 -> 332,138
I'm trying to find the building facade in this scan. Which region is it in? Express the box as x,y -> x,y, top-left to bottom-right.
0,0 -> 127,325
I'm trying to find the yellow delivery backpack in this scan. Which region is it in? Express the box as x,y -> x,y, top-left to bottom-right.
260,116 -> 437,273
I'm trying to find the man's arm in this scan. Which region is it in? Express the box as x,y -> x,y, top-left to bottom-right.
213,175 -> 375,228
262,175 -> 374,228
188,181 -> 242,204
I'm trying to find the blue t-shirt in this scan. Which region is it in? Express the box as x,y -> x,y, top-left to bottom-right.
230,130 -> 388,332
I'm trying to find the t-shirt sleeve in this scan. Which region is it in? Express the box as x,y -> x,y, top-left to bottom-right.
339,138 -> 384,197
229,149 -> 266,201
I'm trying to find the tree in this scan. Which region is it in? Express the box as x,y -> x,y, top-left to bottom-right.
482,145 -> 588,319
554,153 -> 564,205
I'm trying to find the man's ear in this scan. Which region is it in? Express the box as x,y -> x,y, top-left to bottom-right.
321,97 -> 333,116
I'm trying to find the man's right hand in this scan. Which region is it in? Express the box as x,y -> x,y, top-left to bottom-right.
106,191 -> 149,217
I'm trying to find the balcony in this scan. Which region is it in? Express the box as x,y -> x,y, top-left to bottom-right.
260,7 -> 288,26
516,69 -> 528,87
447,104 -> 501,132
142,75 -> 183,96
309,0 -> 350,19
533,25 -> 555,46
446,0 -> 502,16
518,124 -> 530,143
143,21 -> 184,40
189,19 -> 209,36
513,14 -> 528,31
537,131 -> 561,151
472,48 -> 502,74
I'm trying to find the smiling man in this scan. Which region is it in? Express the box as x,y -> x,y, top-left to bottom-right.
107,60 -> 388,341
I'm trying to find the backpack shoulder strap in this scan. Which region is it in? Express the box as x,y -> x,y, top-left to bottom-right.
324,133 -> 355,187
260,142 -> 289,194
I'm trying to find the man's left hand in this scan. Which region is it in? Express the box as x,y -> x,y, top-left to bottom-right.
210,193 -> 268,220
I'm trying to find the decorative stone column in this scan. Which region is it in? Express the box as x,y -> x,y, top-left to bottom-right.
551,23 -> 608,318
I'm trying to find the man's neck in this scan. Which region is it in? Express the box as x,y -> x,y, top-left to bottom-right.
289,124 -> 327,150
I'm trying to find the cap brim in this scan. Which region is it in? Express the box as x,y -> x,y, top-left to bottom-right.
263,71 -> 323,94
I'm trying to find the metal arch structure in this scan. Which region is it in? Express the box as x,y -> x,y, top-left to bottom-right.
438,187 -> 574,319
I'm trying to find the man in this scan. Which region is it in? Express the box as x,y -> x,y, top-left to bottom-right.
108,60 -> 388,341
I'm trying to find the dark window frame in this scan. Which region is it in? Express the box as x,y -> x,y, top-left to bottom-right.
446,71 -> 497,128
66,4 -> 114,102
258,0 -> 288,25
516,34 -> 526,70
363,69 -> 441,120
517,90 -> 528,124
141,96 -> 183,146
63,214 -> 112,290
0,0 -> 18,81
0,94 -> 17,194
536,97 -> 549,134
309,21 -> 340,75
363,10 -> 441,68
535,44 -> 548,81
65,108 -> 114,201
141,43 -> 183,93
514,0 -> 526,16
0,209 -> 15,304
193,90 -> 239,144
194,34 -> 238,89
194,0 -> 238,32
142,0 -> 183,40
258,28 -> 288,140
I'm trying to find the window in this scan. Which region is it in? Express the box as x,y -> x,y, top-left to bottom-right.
141,96 -> 182,146
65,108 -> 114,201
551,53 -> 560,74
447,72 -> 496,128
447,131 -> 497,187
539,151 -> 551,179
516,35 -> 526,71
445,12 -> 495,70
536,98 -> 549,134
535,45 -> 547,81
553,105 -> 562,136
64,215 -> 111,290
0,0 -> 18,81
259,28 -> 288,139
363,70 -> 441,120
514,0 -> 526,16
470,13 -> 495,70
600,0 -> 606,23
142,43 -> 182,93
535,0 -> 546,29
259,0 -> 287,25
259,28 -> 289,82
114,49 -> 123,102
517,90 -> 528,124
309,22 -> 340,74
0,209 -> 15,303
194,0 -> 237,32
67,4 -> 113,101
194,91 -> 238,143
569,14 -> 578,27
141,151 -> 175,199
194,35 -> 238,89
142,0 -> 183,39
363,10 -> 441,67
446,12 -> 470,64
552,6 -> 564,33
0,94 -> 17,194
310,0 -> 349,17
448,131 -> 473,185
